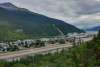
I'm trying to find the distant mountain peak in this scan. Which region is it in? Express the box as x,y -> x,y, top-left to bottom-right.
85,26 -> 100,31
0,2 -> 18,10
0,2 -> 30,12
0,2 -> 15,6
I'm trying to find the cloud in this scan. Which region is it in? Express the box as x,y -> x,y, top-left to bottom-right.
74,13 -> 100,29
75,0 -> 100,15
78,13 -> 100,21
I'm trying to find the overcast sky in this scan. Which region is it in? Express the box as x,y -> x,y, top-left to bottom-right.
0,0 -> 100,29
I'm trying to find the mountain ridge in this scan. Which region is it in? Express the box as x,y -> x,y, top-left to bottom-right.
0,2 -> 84,40
85,26 -> 100,31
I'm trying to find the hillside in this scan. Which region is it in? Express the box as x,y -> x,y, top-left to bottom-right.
0,2 -> 84,40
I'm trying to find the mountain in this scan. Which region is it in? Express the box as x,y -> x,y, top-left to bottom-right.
0,2 -> 19,10
0,2 -> 84,40
85,26 -> 100,31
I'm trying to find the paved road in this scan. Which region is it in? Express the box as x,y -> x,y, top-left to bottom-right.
0,44 -> 72,60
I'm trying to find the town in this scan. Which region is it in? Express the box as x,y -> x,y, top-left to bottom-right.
0,32 -> 96,52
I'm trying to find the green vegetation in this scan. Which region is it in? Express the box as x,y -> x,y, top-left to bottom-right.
0,31 -> 99,67
0,24 -> 29,41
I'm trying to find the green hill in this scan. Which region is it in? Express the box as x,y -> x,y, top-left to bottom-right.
0,3 -> 84,40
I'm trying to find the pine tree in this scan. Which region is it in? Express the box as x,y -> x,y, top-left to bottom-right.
97,30 -> 100,39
